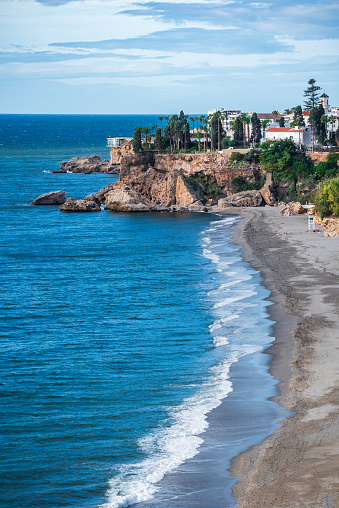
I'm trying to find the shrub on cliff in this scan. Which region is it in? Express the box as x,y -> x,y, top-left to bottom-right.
315,176 -> 339,219
259,139 -> 313,185
313,153 -> 339,181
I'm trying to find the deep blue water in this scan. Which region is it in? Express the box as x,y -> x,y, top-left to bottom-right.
0,115 -> 274,508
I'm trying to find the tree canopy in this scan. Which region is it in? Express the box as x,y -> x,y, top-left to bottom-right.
259,138 -> 312,184
303,78 -> 322,111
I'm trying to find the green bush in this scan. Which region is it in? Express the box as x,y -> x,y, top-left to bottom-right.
314,153 -> 339,181
230,152 -> 244,162
315,176 -> 339,218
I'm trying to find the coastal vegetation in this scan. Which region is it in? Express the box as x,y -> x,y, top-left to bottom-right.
315,176 -> 339,218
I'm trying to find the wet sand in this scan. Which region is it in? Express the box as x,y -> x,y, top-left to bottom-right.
229,207 -> 339,507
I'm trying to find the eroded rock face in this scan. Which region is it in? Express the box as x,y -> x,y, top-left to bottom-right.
280,202 -> 305,216
58,156 -> 112,174
260,184 -> 277,206
104,182 -> 152,212
315,213 -> 339,237
218,190 -> 264,208
59,198 -> 100,212
32,190 -> 66,205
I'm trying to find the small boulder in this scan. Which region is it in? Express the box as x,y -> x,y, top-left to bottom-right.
32,190 -> 66,205
59,198 -> 100,212
280,202 -> 305,216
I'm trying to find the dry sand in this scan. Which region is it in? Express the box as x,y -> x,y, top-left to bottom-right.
227,206 -> 339,507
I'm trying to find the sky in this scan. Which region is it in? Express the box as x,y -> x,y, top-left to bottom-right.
0,0 -> 338,114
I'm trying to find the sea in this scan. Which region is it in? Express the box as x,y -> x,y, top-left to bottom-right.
0,115 -> 285,508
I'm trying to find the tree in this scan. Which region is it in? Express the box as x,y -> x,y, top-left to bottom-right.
328,115 -> 335,143
212,111 -> 224,151
155,127 -> 162,152
321,114 -> 328,141
315,176 -> 339,219
272,110 -> 279,122
240,112 -> 248,147
132,126 -> 142,153
158,116 -> 164,135
165,116 -> 170,126
142,126 -> 151,149
260,138 -> 313,185
195,131 -> 203,152
233,117 -> 243,145
304,78 -> 322,111
190,116 -> 196,132
292,105 -> 305,149
262,119 -> 270,138
309,104 -> 326,148
279,117 -> 285,127
251,112 -> 262,146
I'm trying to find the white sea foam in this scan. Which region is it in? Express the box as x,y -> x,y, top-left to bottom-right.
100,346 -> 260,508
42,170 -> 51,173
209,314 -> 239,332
213,336 -> 229,347
101,217 -> 273,508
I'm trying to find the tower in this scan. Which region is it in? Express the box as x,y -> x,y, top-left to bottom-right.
319,93 -> 330,115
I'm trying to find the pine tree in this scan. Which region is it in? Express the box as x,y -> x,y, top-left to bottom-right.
303,79 -> 321,111
132,126 -> 142,153
251,113 -> 262,145
233,117 -> 243,145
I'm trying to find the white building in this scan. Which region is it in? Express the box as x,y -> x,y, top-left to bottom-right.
264,127 -> 312,148
207,108 -> 242,136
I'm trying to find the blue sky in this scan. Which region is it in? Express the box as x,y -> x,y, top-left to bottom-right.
0,0 -> 338,113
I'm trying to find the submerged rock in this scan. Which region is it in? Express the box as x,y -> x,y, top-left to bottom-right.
32,190 -> 66,205
59,198 -> 100,212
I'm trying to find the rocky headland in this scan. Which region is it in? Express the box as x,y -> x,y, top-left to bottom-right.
54,155 -> 119,174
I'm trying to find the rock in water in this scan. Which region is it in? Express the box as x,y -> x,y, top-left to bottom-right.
32,191 -> 66,205
59,155 -> 110,174
59,198 -> 100,212
218,190 -> 264,208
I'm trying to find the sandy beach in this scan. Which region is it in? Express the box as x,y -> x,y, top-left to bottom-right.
229,206 -> 339,507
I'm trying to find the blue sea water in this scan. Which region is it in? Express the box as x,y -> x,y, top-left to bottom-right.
1,115 -> 276,508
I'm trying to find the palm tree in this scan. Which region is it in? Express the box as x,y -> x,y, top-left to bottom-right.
321,115 -> 328,141
261,119 -> 270,139
240,112 -> 247,147
195,131 -> 203,152
165,116 -> 170,127
190,116 -> 195,133
142,126 -> 150,149
272,110 -> 279,122
158,116 -> 164,135
328,115 -> 335,143
203,125 -> 209,151
194,116 -> 200,131
214,110 -> 223,151
207,114 -> 214,151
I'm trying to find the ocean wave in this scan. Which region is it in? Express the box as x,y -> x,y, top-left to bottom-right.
101,217 -> 272,508
100,346 -> 259,508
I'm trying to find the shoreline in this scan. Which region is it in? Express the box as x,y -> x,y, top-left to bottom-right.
228,207 -> 339,507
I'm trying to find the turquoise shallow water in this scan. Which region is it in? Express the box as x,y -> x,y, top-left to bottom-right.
0,115 -> 277,508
